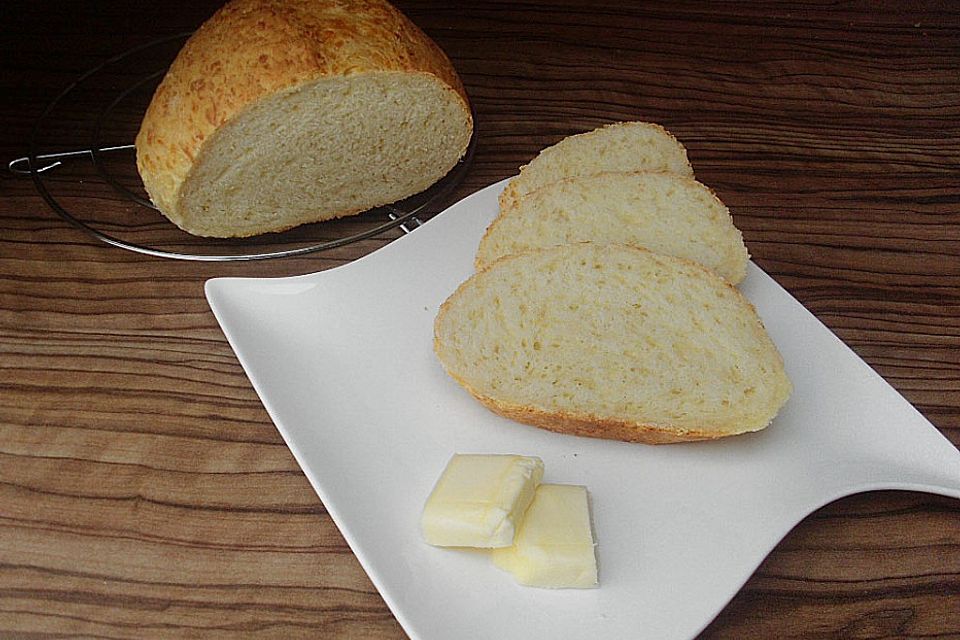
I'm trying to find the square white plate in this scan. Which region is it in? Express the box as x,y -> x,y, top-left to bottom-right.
206,179 -> 960,640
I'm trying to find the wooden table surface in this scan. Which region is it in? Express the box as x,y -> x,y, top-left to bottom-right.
3,1 -> 959,637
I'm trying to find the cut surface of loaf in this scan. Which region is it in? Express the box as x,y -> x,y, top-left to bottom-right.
499,122 -> 693,210
435,243 -> 791,444
135,0 -> 473,237
477,171 -> 750,283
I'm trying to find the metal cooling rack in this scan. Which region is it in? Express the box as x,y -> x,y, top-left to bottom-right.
10,32 -> 475,261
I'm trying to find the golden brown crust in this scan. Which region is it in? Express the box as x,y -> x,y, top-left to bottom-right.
455,378 -> 735,445
477,397 -> 741,444
135,0 -> 471,221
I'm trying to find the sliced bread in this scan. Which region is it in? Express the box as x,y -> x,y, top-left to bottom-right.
434,243 -> 791,444
498,121 -> 693,210
136,0 -> 473,237
477,171 -> 749,283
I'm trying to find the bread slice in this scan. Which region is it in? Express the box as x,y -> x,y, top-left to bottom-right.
435,243 -> 791,444
498,122 -> 693,211
477,171 -> 749,283
135,0 -> 473,237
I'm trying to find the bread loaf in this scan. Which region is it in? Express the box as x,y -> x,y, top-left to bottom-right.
498,122 -> 693,210
435,243 -> 791,444
135,0 -> 473,237
477,171 -> 749,283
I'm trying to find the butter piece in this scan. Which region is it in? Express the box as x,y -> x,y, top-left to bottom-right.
491,484 -> 598,588
421,454 -> 544,548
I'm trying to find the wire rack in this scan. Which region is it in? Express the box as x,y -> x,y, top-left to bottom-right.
10,32 -> 475,261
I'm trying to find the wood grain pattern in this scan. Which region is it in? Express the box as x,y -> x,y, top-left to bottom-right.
2,1 -> 958,638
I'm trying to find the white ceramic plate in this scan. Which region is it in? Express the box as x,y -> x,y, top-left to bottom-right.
206,179 -> 960,640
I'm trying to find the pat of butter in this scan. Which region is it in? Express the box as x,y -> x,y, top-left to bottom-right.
491,484 -> 598,588
421,454 -> 544,548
